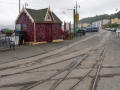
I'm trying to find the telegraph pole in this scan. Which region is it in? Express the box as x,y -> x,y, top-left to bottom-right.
76,1 -> 78,18
75,1 -> 77,28
73,8 -> 76,36
25,2 -> 28,8
74,1 -> 80,33
19,0 -> 20,13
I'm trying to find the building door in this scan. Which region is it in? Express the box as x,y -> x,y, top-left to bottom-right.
18,31 -> 27,45
46,24 -> 52,42
16,24 -> 27,45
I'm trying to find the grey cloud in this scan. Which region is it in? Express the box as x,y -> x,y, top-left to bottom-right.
0,0 -> 120,26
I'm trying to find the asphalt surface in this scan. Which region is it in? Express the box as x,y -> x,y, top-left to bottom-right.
0,30 -> 120,90
0,32 -> 97,64
97,31 -> 120,90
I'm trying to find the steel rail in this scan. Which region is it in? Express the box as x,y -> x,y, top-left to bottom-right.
21,54 -> 89,90
0,54 -> 85,78
50,54 -> 88,90
69,60 -> 98,90
68,47 -> 105,90
91,48 -> 105,90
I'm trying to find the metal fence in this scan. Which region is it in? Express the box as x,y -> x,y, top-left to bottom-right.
0,34 -> 19,49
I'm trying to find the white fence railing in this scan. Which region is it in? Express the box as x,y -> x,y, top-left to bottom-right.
0,35 -> 19,49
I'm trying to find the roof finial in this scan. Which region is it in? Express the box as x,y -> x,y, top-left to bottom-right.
48,5 -> 51,11
23,5 -> 25,9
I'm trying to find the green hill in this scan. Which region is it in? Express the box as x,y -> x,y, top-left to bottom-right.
79,11 -> 120,24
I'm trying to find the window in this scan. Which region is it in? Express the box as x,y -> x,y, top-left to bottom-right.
22,24 -> 26,29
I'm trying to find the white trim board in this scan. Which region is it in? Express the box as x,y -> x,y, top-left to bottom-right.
15,8 -> 34,24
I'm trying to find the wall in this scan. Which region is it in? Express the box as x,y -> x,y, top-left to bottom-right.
52,24 -> 62,40
35,23 -> 47,42
16,12 -> 34,42
35,23 -> 62,42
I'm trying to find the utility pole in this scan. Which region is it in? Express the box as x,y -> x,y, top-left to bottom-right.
76,1 -> 78,28
25,2 -> 28,8
74,1 -> 80,30
110,15 -> 112,25
62,1 -> 80,37
19,0 -> 21,13
74,1 -> 80,32
73,8 -> 76,36
76,1 -> 77,16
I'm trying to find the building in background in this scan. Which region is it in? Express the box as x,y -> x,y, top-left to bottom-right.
16,7 -> 62,42
112,18 -> 120,24
92,21 -> 101,27
92,19 -> 110,28
102,19 -> 110,25
79,23 -> 91,28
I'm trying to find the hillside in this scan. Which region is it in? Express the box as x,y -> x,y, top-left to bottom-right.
79,11 -> 120,24
0,25 -> 15,30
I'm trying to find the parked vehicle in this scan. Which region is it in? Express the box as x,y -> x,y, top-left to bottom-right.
0,29 -> 7,34
84,27 -> 92,32
78,28 -> 86,36
104,28 -> 111,31
116,28 -> 120,37
91,27 -> 99,32
110,28 -> 116,32
116,28 -> 120,32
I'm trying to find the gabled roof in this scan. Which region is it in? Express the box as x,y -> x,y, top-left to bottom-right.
26,8 -> 48,23
52,12 -> 62,23
25,8 -> 62,23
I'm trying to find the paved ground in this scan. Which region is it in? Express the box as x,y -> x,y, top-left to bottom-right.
97,31 -> 120,90
0,30 -> 120,90
0,32 -> 97,64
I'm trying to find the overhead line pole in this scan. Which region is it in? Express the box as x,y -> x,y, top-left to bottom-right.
76,1 -> 79,28
73,8 -> 76,36
19,0 -> 20,13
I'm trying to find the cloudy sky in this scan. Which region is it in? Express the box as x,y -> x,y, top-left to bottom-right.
0,0 -> 120,27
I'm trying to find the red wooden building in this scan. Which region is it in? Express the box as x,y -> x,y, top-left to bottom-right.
15,7 -> 62,42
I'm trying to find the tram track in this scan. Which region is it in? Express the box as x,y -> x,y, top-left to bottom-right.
20,54 -> 89,90
0,31 -> 109,90
0,53 -> 86,78
20,47 -> 103,90
0,46 -> 105,90
0,32 -> 103,71
49,54 -> 88,90
0,32 -> 107,78
69,48 -> 105,90
67,47 -> 105,90
90,47 -> 105,90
